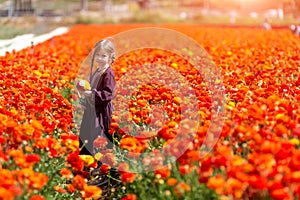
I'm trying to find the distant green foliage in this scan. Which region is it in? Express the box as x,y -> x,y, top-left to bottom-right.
120,10 -> 184,24
0,25 -> 30,39
74,15 -> 101,24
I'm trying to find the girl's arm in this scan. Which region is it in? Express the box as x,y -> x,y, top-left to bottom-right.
94,70 -> 115,102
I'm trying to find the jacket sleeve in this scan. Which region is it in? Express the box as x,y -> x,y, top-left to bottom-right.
94,70 -> 115,103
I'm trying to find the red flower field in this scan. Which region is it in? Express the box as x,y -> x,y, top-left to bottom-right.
0,24 -> 300,199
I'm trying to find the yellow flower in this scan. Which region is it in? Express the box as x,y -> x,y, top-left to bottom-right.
79,155 -> 95,167
94,152 -> 103,161
290,138 -> 299,146
228,101 -> 235,107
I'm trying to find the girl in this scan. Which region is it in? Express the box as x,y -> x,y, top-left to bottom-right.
79,39 -> 116,155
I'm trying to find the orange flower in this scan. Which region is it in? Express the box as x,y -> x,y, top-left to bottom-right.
136,99 -> 147,107
28,172 -> 49,190
274,124 -> 289,137
207,175 -> 225,195
167,178 -> 177,186
186,150 -> 200,163
60,133 -> 79,152
291,171 -> 300,182
270,188 -> 290,200
110,122 -> 119,129
0,187 -> 15,200
29,195 -> 46,200
224,178 -> 246,199
22,123 -> 35,136
81,185 -> 102,199
60,168 -> 73,179
121,172 -> 137,184
247,103 -> 265,121
154,167 -> 171,179
1,23 -> 300,200
132,115 -> 141,124
54,185 -> 66,193
121,194 -> 137,200
158,126 -> 177,140
30,119 -> 44,131
174,182 -> 191,197
72,175 -> 86,190
66,184 -> 76,193
248,175 -> 268,190
260,140 -> 281,154
119,137 -> 139,152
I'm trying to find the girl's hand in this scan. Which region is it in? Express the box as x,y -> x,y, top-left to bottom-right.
83,90 -> 92,97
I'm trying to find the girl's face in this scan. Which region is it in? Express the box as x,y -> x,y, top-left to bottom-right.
94,49 -> 111,68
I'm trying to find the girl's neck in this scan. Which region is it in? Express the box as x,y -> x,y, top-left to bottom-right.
97,64 -> 110,71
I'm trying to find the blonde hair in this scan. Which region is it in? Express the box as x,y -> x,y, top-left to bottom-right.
90,39 -> 116,80
93,39 -> 116,64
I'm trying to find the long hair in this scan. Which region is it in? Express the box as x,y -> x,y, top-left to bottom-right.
89,39 -> 116,81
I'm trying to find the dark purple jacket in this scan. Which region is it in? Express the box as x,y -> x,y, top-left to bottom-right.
93,67 -> 116,135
